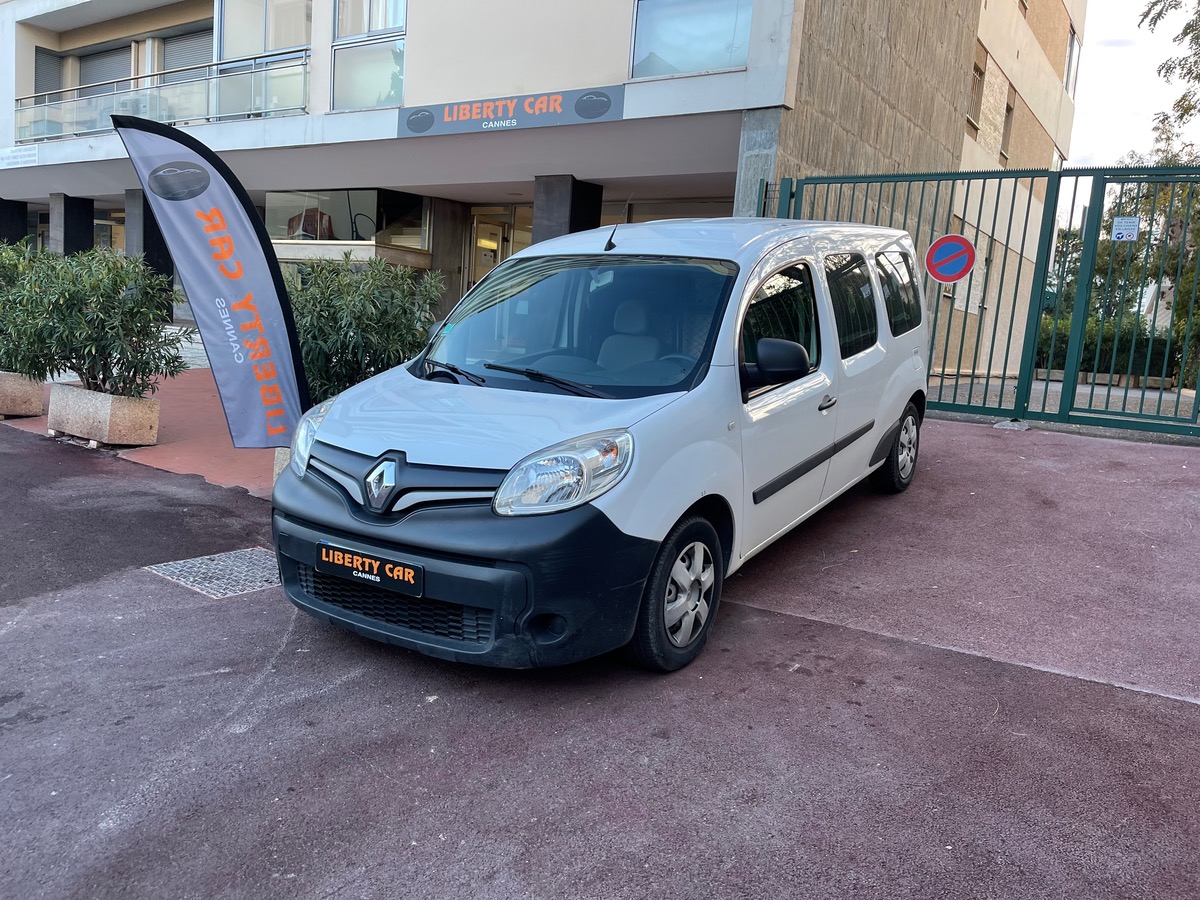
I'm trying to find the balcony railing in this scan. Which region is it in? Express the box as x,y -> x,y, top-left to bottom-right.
14,51 -> 309,143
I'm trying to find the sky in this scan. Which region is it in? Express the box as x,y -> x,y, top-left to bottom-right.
1070,1 -> 1200,166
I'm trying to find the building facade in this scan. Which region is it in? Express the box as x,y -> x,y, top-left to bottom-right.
0,0 -> 1085,310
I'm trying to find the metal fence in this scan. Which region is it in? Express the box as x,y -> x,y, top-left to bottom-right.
759,167 -> 1200,437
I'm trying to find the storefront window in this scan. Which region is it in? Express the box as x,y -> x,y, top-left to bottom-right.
631,0 -> 753,78
265,189 -> 428,248
333,38 -> 404,110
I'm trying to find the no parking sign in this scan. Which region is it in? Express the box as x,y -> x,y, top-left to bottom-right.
925,235 -> 977,284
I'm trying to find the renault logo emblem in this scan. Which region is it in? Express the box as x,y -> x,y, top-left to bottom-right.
365,460 -> 397,510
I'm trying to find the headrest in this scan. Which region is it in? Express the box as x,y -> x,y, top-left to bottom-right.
613,300 -> 648,335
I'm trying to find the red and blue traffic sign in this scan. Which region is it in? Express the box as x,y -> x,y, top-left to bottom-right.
925,234 -> 977,284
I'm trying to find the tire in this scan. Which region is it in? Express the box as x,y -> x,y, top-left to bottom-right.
871,402 -> 920,493
630,516 -> 724,672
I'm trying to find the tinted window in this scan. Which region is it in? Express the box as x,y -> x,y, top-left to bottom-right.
741,264 -> 820,376
825,253 -> 878,359
875,251 -> 922,336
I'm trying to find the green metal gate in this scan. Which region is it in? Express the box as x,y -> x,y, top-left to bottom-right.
760,167 -> 1200,437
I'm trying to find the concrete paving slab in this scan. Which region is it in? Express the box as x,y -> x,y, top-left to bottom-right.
735,418 -> 1200,702
1,572 -> 1197,900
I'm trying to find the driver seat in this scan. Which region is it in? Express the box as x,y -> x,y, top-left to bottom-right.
597,300 -> 660,370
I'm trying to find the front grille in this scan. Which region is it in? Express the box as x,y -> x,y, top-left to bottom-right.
296,563 -> 493,644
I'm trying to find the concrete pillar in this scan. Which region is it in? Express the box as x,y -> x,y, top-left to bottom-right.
48,193 -> 93,255
0,199 -> 30,244
124,189 -> 174,281
531,175 -> 603,245
429,197 -> 471,312
732,108 -> 783,217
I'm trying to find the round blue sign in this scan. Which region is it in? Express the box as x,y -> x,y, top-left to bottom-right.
925,235 -> 977,284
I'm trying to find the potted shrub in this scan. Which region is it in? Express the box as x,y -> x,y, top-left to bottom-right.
0,240 -> 47,418
4,249 -> 193,446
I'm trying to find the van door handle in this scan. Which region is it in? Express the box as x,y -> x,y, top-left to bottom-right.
818,395 -> 837,411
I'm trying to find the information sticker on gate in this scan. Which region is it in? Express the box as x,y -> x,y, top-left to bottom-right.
1112,216 -> 1141,241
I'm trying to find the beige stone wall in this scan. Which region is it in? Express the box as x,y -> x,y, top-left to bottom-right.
1007,94 -> 1056,170
774,0 -> 981,180
1026,0 -> 1072,82
975,53 -> 1009,161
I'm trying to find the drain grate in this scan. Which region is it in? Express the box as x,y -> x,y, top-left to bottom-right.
147,548 -> 280,598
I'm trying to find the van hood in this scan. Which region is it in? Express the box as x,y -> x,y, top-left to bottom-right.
313,366 -> 681,468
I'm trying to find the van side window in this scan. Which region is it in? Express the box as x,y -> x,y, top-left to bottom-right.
741,264 -> 821,377
825,253 -> 878,359
875,251 -> 922,336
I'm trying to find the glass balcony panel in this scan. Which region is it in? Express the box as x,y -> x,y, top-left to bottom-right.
14,56 -> 309,142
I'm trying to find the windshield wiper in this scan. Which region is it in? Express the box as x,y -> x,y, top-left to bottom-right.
424,358 -> 486,385
482,362 -> 611,398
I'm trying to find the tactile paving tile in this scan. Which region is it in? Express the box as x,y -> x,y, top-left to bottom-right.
146,547 -> 280,599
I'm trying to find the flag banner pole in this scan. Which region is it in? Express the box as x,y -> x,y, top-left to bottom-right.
113,115 -> 311,449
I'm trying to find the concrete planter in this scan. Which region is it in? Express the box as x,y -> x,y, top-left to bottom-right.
1130,375 -> 1176,390
1035,368 -> 1066,382
0,371 -> 44,417
1089,372 -> 1124,386
47,383 -> 160,446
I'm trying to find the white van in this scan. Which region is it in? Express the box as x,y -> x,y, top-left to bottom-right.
272,218 -> 929,671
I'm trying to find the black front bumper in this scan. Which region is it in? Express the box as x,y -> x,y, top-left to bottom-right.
272,466 -> 658,667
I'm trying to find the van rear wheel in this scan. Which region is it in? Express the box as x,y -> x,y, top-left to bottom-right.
871,402 -> 920,493
630,516 -> 724,672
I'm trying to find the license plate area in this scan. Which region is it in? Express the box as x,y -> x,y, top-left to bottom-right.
315,542 -> 425,597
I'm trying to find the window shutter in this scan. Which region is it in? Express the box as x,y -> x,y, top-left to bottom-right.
79,46 -> 132,96
34,48 -> 62,96
164,30 -> 214,83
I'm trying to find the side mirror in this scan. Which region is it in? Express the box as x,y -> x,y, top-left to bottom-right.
753,336 -> 811,384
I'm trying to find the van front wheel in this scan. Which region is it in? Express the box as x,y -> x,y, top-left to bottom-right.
630,516 -> 724,672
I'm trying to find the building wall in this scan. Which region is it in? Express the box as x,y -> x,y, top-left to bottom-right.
406,0 -> 634,105
975,0 -> 1077,157
773,0 -> 981,182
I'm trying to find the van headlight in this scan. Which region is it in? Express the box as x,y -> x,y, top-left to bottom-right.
493,431 -> 634,516
290,399 -> 334,478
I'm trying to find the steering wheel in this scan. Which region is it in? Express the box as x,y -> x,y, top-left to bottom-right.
658,355 -> 697,367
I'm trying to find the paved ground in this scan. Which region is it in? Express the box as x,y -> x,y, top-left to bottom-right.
2,420 -> 1199,899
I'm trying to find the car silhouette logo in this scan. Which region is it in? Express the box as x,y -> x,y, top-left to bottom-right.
147,161 -> 211,201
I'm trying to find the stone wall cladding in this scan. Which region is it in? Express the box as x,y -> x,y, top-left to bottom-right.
1027,0 -> 1072,82
775,0 -> 981,181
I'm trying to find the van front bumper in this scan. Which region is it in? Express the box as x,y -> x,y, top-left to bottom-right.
272,467 -> 658,668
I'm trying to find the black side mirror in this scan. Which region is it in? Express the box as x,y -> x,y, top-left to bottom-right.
742,338 -> 810,391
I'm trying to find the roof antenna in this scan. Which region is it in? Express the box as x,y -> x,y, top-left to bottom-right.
603,192 -> 634,252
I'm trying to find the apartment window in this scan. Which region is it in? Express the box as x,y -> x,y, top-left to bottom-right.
332,0 -> 406,109
631,0 -> 753,79
338,0 -> 405,39
1000,84 -> 1016,165
221,0 -> 312,59
1064,26 -> 1080,98
967,41 -> 986,139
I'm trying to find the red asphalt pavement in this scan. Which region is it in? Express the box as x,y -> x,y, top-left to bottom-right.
1,408 -> 1199,898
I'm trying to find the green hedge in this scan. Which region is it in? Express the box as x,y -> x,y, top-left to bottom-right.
286,256 -> 444,404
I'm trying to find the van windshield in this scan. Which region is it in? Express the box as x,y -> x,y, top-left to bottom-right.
419,254 -> 739,399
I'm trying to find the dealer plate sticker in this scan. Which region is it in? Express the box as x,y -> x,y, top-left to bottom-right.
315,542 -> 424,596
